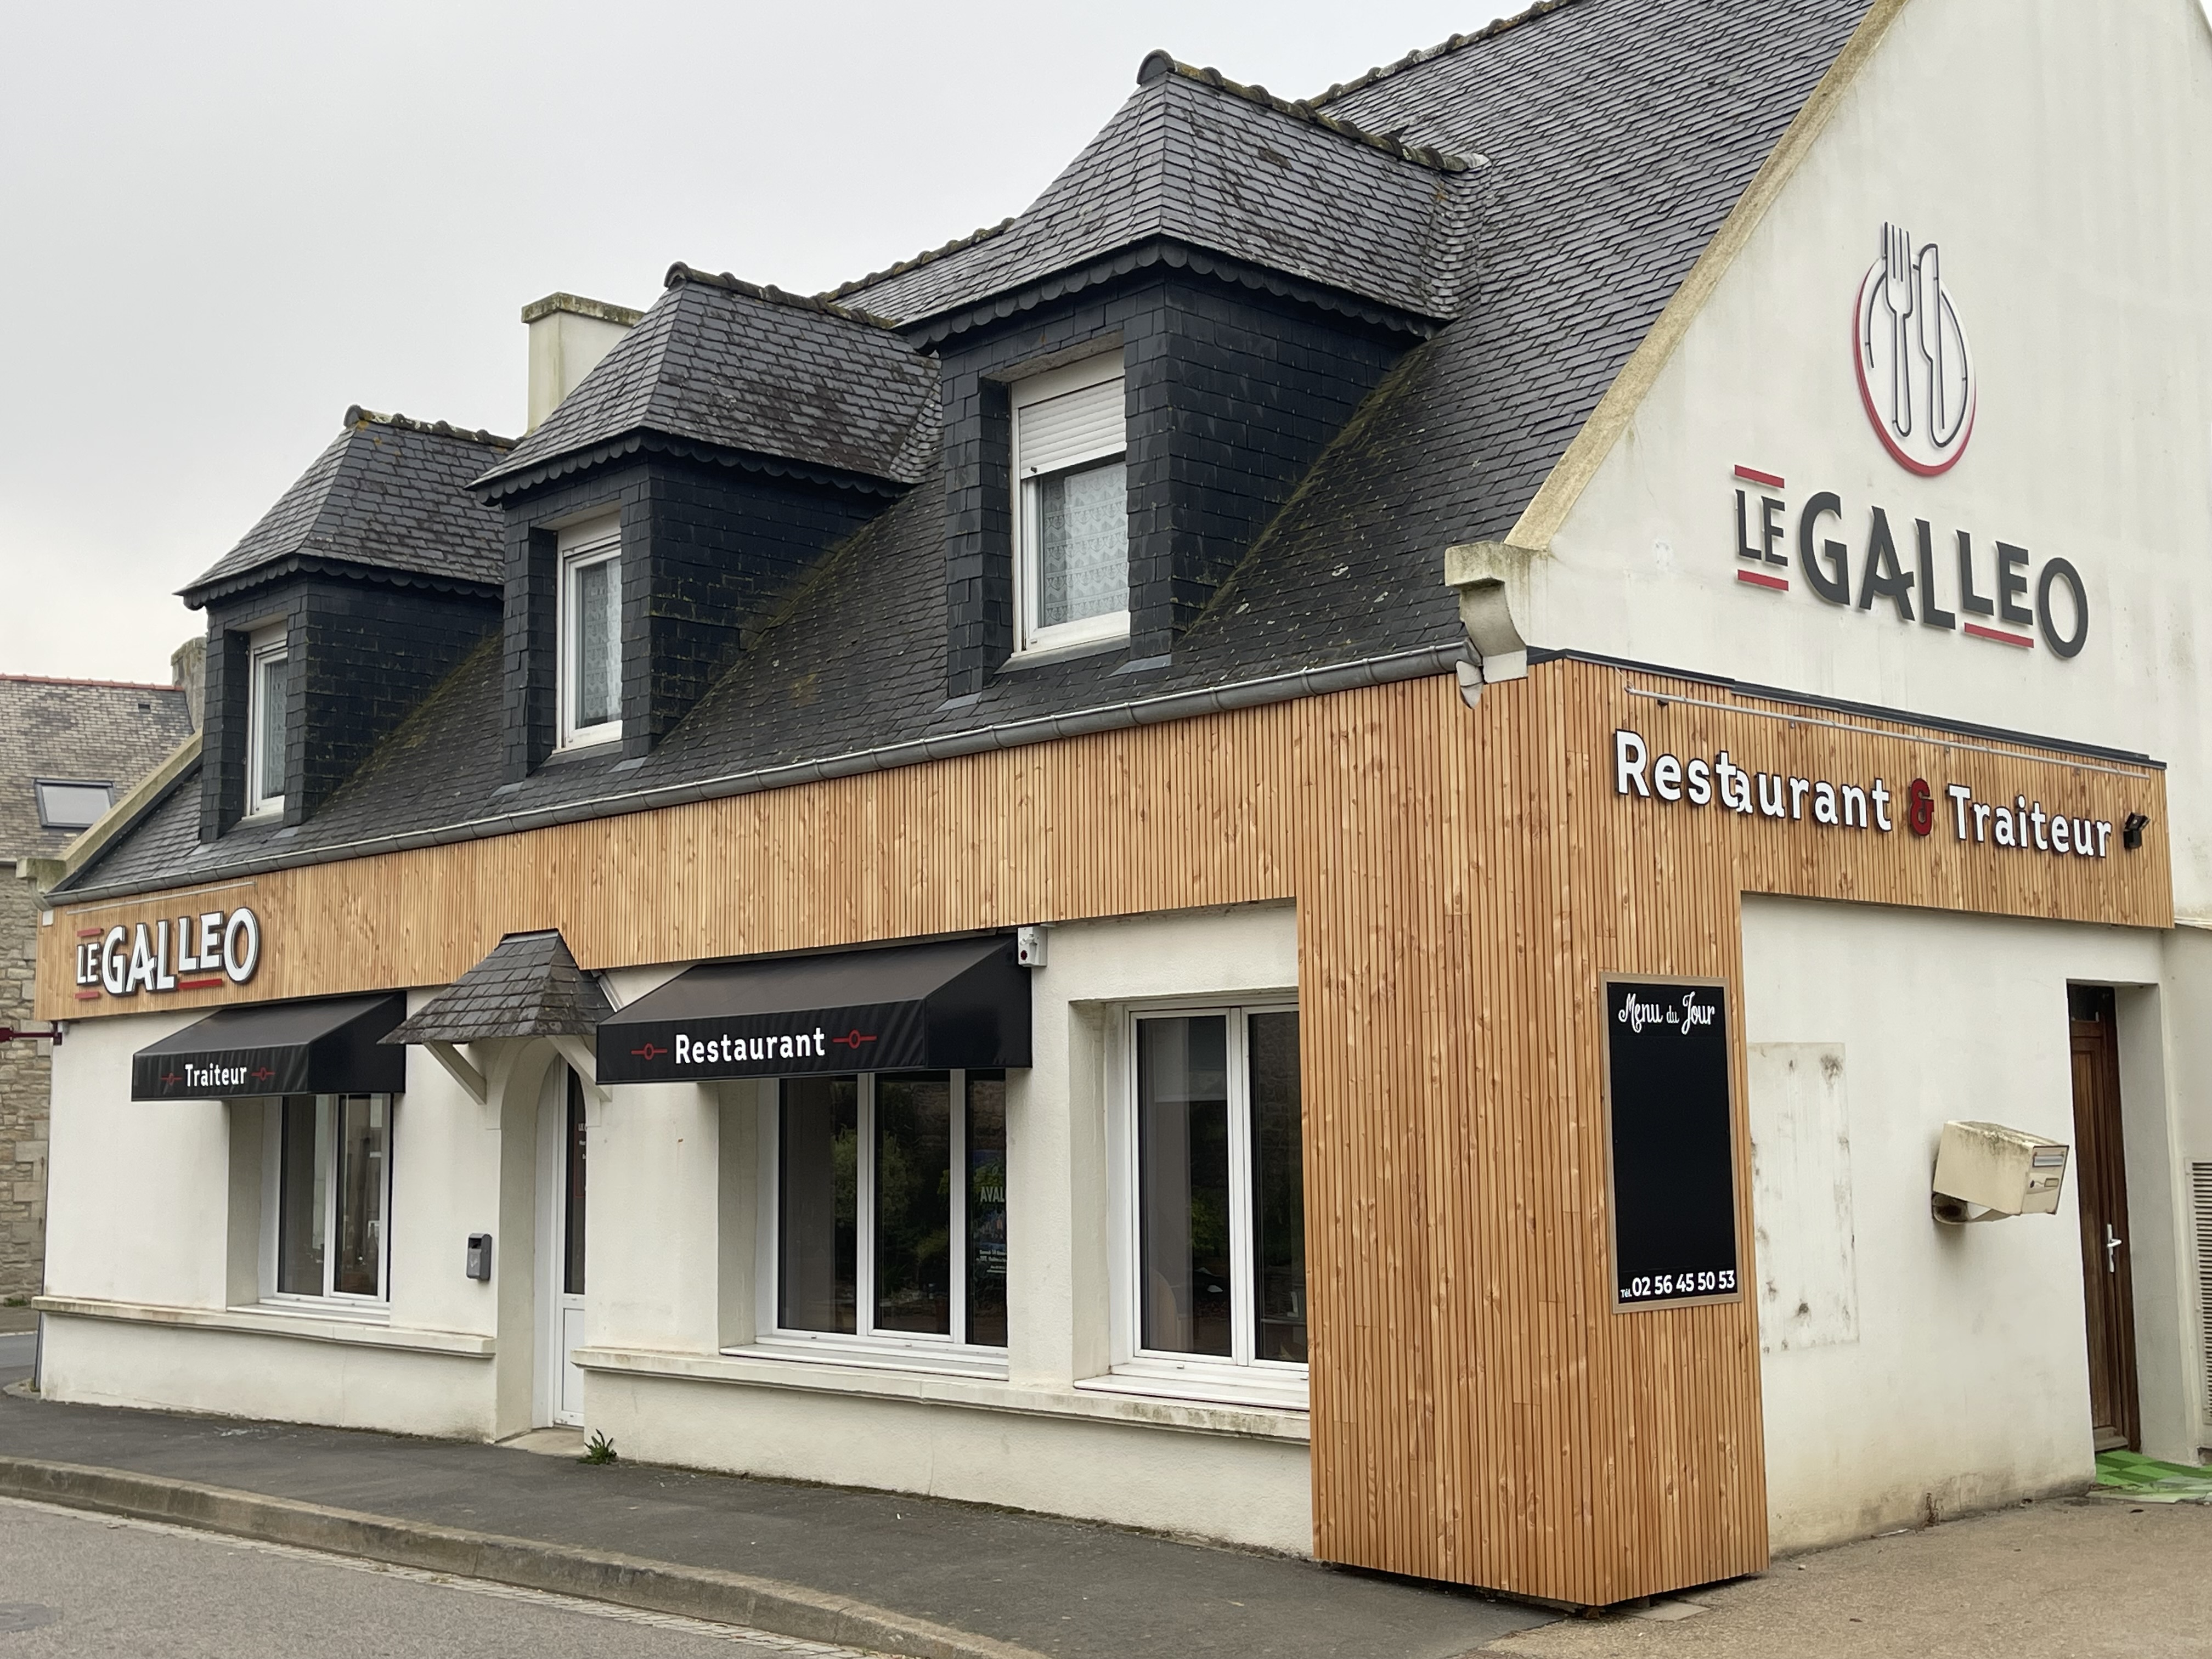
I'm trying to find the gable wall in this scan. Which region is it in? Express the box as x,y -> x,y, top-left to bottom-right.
1527,0 -> 2212,914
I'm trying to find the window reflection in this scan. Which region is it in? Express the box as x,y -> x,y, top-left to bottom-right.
874,1073 -> 952,1335
966,1073 -> 1008,1347
1248,1012 -> 1305,1363
1138,1016 -> 1233,1357
778,1076 -> 858,1333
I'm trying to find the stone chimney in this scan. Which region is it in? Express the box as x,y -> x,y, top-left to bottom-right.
523,293 -> 644,432
171,634 -> 207,730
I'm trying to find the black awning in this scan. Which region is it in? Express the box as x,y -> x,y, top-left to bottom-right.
598,934 -> 1029,1084
132,995 -> 409,1101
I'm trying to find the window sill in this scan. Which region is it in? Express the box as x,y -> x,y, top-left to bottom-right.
548,732 -> 623,764
732,1335 -> 1011,1380
32,1295 -> 495,1358
570,1344 -> 1310,1442
1079,1360 -> 1311,1414
999,630 -> 1130,673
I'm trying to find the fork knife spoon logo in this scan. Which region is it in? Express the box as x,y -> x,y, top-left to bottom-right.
1855,222 -> 1976,476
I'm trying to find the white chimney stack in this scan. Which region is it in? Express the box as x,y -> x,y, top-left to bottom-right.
522,292 -> 644,432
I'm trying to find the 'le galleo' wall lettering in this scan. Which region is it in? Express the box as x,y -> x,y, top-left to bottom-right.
73,906 -> 261,1000
1728,469 -> 2086,658
1613,729 -> 2120,861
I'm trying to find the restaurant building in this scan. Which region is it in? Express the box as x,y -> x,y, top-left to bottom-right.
29,0 -> 2212,1606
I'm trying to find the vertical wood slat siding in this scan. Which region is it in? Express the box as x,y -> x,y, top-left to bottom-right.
36,662 -> 2172,1605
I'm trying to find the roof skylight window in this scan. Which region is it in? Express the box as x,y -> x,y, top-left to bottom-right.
34,779 -> 113,831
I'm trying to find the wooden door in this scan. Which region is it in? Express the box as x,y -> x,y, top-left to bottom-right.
2067,987 -> 2138,1452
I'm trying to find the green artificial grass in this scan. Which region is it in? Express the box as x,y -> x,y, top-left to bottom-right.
2092,1450 -> 2212,1503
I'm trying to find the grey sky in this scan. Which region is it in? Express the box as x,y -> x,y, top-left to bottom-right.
0,1 -> 1512,684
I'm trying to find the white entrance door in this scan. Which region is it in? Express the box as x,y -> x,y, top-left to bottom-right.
542,1066 -> 589,1426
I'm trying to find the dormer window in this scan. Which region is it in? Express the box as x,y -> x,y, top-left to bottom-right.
244,624 -> 288,820
1012,357 -> 1128,656
558,518 -> 623,748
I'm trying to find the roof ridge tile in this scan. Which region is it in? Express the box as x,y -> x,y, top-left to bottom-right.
815,220 -> 1019,305
663,262 -> 902,329
1309,0 -> 1587,107
1160,55 -> 1471,172
341,405 -> 516,450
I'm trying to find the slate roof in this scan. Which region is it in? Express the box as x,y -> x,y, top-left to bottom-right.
67,0 -> 1872,902
840,58 -> 1476,328
183,410 -> 515,604
1311,0 -> 1866,546
0,676 -> 194,861
385,930 -> 612,1042
476,274 -> 940,495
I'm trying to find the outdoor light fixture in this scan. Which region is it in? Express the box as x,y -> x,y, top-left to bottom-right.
2122,811 -> 2150,851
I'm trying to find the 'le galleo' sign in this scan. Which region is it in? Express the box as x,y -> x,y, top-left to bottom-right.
1613,729 -> 2121,862
73,906 -> 262,1000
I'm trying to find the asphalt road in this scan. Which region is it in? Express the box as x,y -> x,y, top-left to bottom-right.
0,1497 -> 870,1658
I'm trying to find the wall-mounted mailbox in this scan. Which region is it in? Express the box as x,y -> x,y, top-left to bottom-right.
1932,1121 -> 2069,1223
465,1232 -> 493,1280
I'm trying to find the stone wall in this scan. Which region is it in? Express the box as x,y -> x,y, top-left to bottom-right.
0,876 -> 47,1299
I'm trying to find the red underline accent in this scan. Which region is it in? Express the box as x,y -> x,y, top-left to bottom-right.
1733,464 -> 1785,489
75,990 -> 100,1001
1735,569 -> 1789,591
177,977 -> 224,990
1963,622 -> 2034,649
76,928 -> 102,939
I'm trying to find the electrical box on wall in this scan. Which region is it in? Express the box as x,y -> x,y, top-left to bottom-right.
465,1233 -> 493,1280
1932,1121 -> 2070,1223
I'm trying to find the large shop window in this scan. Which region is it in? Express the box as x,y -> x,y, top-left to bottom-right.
1011,355 -> 1128,657
558,518 -> 622,748
1124,1007 -> 1305,1392
770,1070 -> 1007,1359
244,623 -> 289,819
270,1094 -> 393,1305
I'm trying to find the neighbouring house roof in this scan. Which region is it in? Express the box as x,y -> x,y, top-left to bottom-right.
0,675 -> 194,861
66,0 -> 1875,901
384,930 -> 613,1042
182,409 -> 514,605
474,273 -> 940,496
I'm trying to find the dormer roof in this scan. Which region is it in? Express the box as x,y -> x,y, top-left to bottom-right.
182,409 -> 513,607
839,57 -> 1477,331
473,273 -> 939,499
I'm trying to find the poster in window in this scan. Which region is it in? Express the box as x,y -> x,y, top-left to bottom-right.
1602,977 -> 1741,1311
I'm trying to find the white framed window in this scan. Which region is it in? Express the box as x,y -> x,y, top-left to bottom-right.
1107,1004 -> 1306,1404
752,1069 -> 1007,1373
557,518 -> 623,748
264,1093 -> 394,1307
244,623 -> 288,819
1010,354 -> 1128,658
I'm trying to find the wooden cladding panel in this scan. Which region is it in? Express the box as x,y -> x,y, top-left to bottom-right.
36,661 -> 2171,1605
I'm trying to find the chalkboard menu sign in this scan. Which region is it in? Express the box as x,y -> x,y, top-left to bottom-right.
1603,978 -> 1740,1310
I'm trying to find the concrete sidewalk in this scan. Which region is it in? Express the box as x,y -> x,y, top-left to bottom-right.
0,1370 -> 1543,1659
1481,1498 -> 2211,1659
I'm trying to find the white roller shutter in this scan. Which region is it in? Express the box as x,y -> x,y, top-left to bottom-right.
1014,375 -> 1125,478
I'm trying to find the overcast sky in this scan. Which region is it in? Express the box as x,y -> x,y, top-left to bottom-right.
0,1 -> 1511,684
